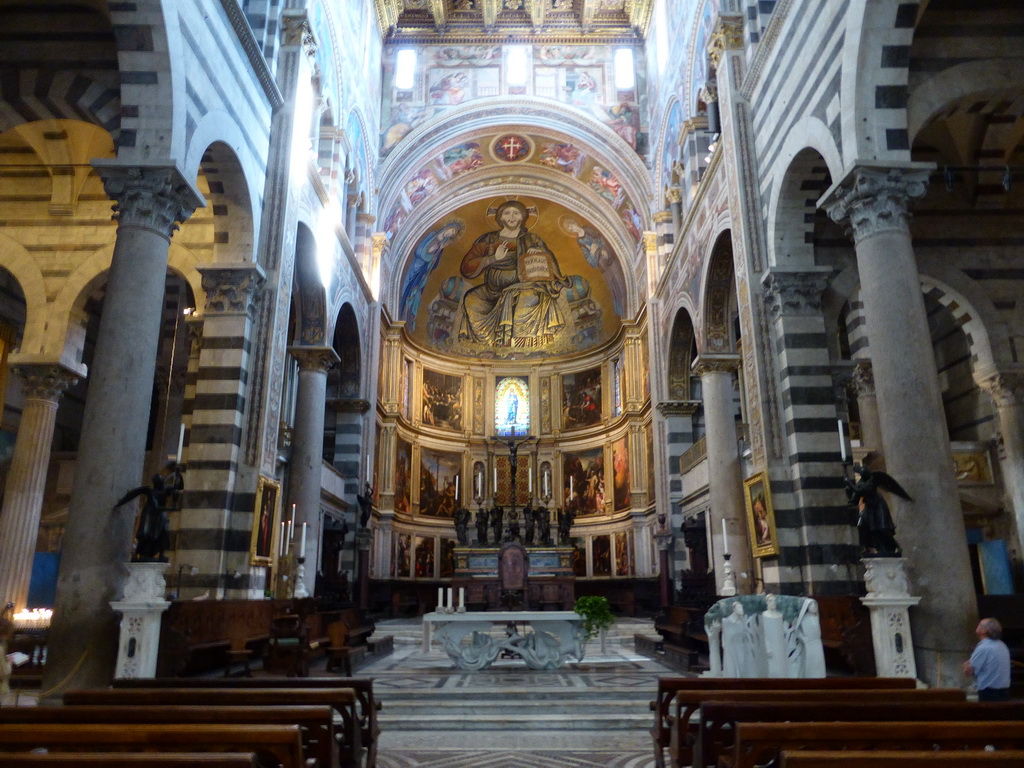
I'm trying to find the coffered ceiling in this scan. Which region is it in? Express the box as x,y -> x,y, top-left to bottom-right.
373,0 -> 653,42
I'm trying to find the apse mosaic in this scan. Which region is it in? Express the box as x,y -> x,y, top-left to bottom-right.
419,446 -> 463,517
563,446 -> 605,517
495,376 -> 529,436
398,197 -> 626,360
562,367 -> 602,430
422,368 -> 464,431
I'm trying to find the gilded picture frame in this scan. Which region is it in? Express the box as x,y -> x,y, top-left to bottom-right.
250,475 -> 280,566
744,471 -> 779,558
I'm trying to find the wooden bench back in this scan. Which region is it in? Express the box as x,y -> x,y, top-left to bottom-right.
781,750 -> 1024,767
0,724 -> 304,768
670,687 -> 964,768
733,722 -> 1024,768
0,754 -> 259,768
696,700 -> 1024,768
0,705 -> 336,768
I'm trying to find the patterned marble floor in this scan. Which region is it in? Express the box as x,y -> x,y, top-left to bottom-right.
367,618 -> 670,768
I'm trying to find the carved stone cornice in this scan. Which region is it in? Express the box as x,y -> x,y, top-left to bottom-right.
327,398 -> 372,413
852,361 -> 876,398
707,15 -> 744,68
218,0 -> 283,109
977,371 -> 1024,408
653,210 -> 674,224
822,165 -> 931,245
289,345 -> 340,374
692,354 -> 740,377
92,162 -> 204,241
197,263 -> 266,317
657,400 -> 701,416
14,363 -> 81,402
761,267 -> 831,318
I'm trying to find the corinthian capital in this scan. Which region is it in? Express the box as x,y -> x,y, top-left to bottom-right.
198,263 -> 266,317
692,354 -> 740,378
761,267 -> 830,318
14,363 -> 81,402
92,161 -> 204,241
852,361 -> 875,397
289,345 -> 340,373
977,371 -> 1024,408
822,165 -> 931,244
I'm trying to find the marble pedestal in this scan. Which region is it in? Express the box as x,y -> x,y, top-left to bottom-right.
860,557 -> 921,679
110,561 -> 170,679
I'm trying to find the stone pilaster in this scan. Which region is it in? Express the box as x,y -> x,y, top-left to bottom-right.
43,162 -> 203,698
692,355 -> 751,594
823,164 -> 975,687
287,345 -> 340,596
0,363 -> 80,611
976,370 -> 1024,557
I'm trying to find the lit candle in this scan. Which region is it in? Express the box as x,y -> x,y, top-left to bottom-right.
722,519 -> 729,555
838,419 -> 846,462
459,587 -> 465,609
280,522 -> 286,556
299,522 -> 307,558
437,587 -> 443,610
544,471 -> 548,498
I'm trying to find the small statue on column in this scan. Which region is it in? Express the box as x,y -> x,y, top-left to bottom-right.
490,505 -> 504,544
536,505 -> 551,546
523,501 -> 535,545
454,507 -> 471,546
475,507 -> 489,546
846,460 -> 911,557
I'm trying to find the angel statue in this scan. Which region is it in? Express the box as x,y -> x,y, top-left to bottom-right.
114,472 -> 176,561
845,461 -> 912,557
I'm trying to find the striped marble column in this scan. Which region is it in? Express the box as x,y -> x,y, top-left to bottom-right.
0,363 -> 80,611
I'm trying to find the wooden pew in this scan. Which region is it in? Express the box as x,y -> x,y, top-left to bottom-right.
670,687 -> 964,768
781,750 -> 1024,767
64,687 -> 359,768
648,676 -> 917,768
114,675 -> 380,768
0,705 -> 336,768
0,755 -> 260,768
697,700 -> 1024,768
0,724 -> 305,768
731,721 -> 1024,768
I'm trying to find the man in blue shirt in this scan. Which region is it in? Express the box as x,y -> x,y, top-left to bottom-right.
963,617 -> 1012,701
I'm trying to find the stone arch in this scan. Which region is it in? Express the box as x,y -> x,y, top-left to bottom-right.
329,303 -> 361,400
666,306 -> 699,401
194,140 -> 257,265
0,233 -> 49,357
657,98 -> 684,194
699,231 -> 736,354
293,223 -> 328,346
345,108 -> 375,214
916,269 -> 999,376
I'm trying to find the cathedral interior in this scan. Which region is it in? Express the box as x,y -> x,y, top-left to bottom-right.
0,0 -> 1021,697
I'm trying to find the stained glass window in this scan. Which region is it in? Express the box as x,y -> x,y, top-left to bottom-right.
495,376 -> 529,436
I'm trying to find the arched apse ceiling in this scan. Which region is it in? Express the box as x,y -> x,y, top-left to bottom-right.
395,195 -> 629,363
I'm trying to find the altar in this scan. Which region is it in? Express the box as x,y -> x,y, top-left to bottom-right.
423,610 -> 586,670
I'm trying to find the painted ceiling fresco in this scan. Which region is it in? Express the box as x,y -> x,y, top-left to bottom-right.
398,196 -> 627,360
381,129 -> 646,246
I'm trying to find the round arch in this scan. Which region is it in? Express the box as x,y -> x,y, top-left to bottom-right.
698,230 -> 736,355
0,233 -> 49,356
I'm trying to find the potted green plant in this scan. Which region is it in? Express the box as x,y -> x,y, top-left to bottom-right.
573,595 -> 615,642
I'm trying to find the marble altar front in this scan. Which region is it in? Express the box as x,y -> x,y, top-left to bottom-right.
423,610 -> 586,670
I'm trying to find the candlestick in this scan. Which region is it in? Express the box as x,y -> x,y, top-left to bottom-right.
838,419 -> 846,462
299,522 -> 307,558
722,518 -> 729,555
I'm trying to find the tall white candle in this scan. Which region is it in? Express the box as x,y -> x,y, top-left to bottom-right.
494,466 -> 498,491
437,587 -> 443,609
280,521 -> 286,556
722,519 -> 729,555
570,476 -> 574,500
529,468 -> 533,494
176,423 -> 185,463
447,587 -> 454,610
455,475 -> 459,499
459,587 -> 465,609
299,522 -> 307,558
366,455 -> 370,477
838,419 -> 846,462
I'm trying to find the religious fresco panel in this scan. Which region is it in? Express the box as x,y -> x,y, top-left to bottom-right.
414,535 -> 435,577
395,533 -> 412,577
419,446 -> 463,518
440,538 -> 456,578
398,197 -> 626,359
613,435 -> 630,512
593,534 -> 612,576
563,446 -> 605,516
395,436 -> 412,515
614,530 -> 633,576
572,543 -> 587,577
562,367 -> 602,430
422,368 -> 464,431
647,424 -> 656,504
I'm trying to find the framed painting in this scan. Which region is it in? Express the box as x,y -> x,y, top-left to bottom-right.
562,367 -> 602,430
250,476 -> 280,566
422,367 -> 463,431
744,471 -> 779,557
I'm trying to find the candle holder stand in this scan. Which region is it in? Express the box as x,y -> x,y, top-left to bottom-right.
720,553 -> 737,597
294,556 -> 310,599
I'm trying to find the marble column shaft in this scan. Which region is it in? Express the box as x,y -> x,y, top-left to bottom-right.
978,372 -> 1024,557
825,165 -> 975,687
42,163 -> 202,697
694,356 -> 751,593
288,346 -> 339,595
0,365 -> 79,611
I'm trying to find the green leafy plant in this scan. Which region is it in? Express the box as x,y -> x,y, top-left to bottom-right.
573,595 -> 615,641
